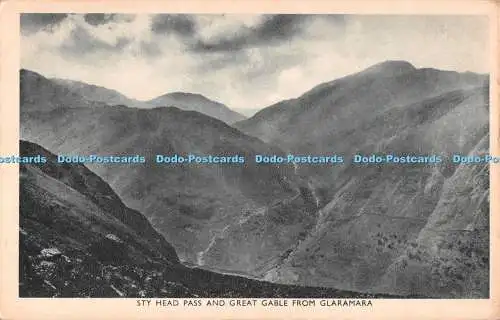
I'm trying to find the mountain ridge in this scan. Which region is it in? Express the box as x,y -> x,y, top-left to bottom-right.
234,61 -> 488,150
21,68 -> 246,124
226,60 -> 489,298
146,91 -> 246,124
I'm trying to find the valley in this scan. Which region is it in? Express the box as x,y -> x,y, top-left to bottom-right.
19,60 -> 490,298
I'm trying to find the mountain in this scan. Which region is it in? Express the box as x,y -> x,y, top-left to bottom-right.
147,92 -> 246,124
20,70 -> 321,274
20,61 -> 490,298
51,78 -> 150,109
235,60 -> 487,152
25,69 -> 246,124
20,69 -> 107,112
228,60 -> 489,297
261,131 -> 489,298
20,140 -> 398,298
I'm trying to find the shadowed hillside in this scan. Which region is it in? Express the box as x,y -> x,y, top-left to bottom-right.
230,61 -> 489,298
147,92 -> 246,124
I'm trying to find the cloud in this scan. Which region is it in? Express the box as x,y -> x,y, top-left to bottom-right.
190,15 -> 310,53
150,14 -> 197,37
20,13 -> 68,35
253,14 -> 309,41
83,14 -> 135,26
59,25 -> 132,58
139,40 -> 163,57
190,15 -> 347,53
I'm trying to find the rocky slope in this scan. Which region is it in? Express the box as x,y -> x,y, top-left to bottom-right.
228,61 -> 490,298
147,92 -> 246,124
20,139 -> 179,297
233,108 -> 262,118
374,134 -> 489,298
262,132 -> 489,298
20,140 -> 399,298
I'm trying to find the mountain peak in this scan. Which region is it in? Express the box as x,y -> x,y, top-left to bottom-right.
157,92 -> 219,105
20,68 -> 44,79
362,60 -> 416,75
151,91 -> 219,105
147,91 -> 246,124
166,91 -> 206,99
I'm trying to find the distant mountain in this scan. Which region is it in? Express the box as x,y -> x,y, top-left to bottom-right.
51,78 -> 150,109
20,69 -> 107,112
24,69 -> 246,125
233,108 -> 263,117
147,92 -> 246,124
20,140 -> 397,298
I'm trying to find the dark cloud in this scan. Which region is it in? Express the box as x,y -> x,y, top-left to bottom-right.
59,26 -> 132,57
83,14 -> 135,26
84,14 -> 115,26
20,13 -> 68,34
190,14 -> 347,53
150,14 -> 197,37
191,37 -> 247,53
190,14 -> 312,53
255,15 -> 310,41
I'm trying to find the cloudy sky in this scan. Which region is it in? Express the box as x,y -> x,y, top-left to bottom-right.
21,14 -> 489,110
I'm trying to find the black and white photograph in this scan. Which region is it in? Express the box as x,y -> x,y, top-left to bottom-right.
18,13 -> 490,299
